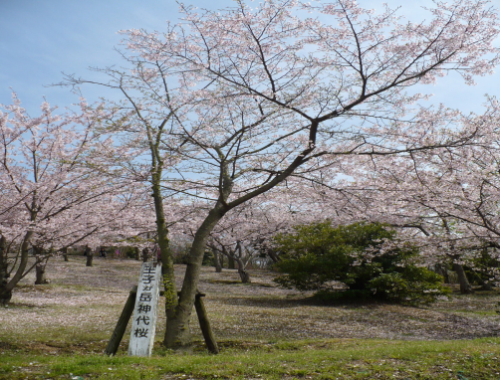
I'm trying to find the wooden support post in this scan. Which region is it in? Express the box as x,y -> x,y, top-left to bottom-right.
194,293 -> 219,354
104,286 -> 137,356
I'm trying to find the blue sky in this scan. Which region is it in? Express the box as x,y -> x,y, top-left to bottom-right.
1,0 -> 499,116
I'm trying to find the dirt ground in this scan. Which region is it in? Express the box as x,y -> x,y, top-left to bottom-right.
1,255 -> 500,352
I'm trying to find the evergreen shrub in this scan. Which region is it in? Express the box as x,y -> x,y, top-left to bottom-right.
273,222 -> 449,305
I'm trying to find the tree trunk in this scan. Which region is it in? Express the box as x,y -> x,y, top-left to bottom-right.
86,248 -> 93,267
0,236 -> 11,306
1,230 -> 33,305
236,257 -> 251,283
480,281 -> 493,291
434,263 -> 449,283
237,267 -> 251,283
228,256 -> 235,270
267,249 -> 280,264
0,235 -> 9,285
0,284 -> 12,306
142,247 -> 150,262
0,286 -> 12,305
135,247 -> 140,261
62,247 -> 69,262
453,263 -> 473,294
213,249 -> 222,273
35,261 -> 49,285
150,178 -> 178,349
164,207 -> 225,350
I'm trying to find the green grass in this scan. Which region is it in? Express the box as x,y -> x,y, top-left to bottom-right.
2,338 -> 500,379
2,257 -> 500,379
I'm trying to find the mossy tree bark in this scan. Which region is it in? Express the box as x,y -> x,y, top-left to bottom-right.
97,78 -> 180,351
164,205 -> 227,350
143,112 -> 178,346
163,123 -> 320,349
152,175 -> 178,336
164,156 -> 233,350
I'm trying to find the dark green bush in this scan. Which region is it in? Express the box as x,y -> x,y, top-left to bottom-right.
171,243 -> 214,266
273,222 -> 449,305
202,250 -> 215,266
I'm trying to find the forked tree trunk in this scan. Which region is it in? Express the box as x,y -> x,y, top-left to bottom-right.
164,207 -> 225,350
234,242 -> 251,283
35,261 -> 49,285
237,264 -> 251,283
267,249 -> 280,264
453,263 -> 473,294
0,230 -> 33,305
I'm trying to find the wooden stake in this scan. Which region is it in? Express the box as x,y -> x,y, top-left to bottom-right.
105,286 -> 137,355
194,293 -> 219,354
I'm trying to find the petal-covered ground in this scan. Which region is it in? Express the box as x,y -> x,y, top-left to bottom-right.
1,255 -> 499,353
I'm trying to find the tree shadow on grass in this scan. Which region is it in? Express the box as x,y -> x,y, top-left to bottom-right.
4,301 -> 42,309
219,294 -> 385,309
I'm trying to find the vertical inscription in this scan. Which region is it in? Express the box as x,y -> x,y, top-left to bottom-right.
128,262 -> 162,356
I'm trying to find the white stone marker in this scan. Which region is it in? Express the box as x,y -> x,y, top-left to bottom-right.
128,262 -> 162,356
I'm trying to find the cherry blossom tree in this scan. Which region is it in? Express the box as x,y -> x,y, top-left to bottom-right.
59,49 -> 199,327
63,0 -> 500,349
0,94 -> 130,304
203,193 -> 302,281
337,99 -> 500,293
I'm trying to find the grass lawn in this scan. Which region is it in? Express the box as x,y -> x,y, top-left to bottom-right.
1,256 -> 500,379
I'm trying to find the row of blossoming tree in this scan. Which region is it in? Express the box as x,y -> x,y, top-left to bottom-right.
0,94 -> 167,303
2,0 -> 500,351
